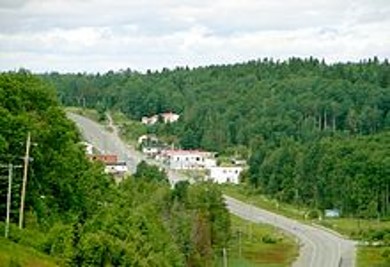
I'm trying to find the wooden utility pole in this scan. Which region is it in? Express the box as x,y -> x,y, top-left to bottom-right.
5,163 -> 13,238
19,132 -> 31,229
222,247 -> 228,267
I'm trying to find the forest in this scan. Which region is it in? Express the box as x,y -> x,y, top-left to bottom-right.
0,72 -> 230,266
43,57 -> 390,219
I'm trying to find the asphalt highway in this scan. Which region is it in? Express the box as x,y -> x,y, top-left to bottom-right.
225,196 -> 356,267
68,112 -> 356,267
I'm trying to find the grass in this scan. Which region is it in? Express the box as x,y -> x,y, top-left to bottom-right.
357,246 -> 390,267
317,218 -> 390,239
221,185 -> 306,221
110,111 -> 147,145
0,238 -> 57,267
224,215 -> 298,267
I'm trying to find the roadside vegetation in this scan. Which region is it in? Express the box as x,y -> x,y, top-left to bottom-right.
0,236 -> 58,267
226,215 -> 298,267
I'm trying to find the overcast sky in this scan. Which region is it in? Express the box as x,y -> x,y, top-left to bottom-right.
0,0 -> 389,73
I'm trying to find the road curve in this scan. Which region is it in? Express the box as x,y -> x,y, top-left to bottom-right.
68,112 -> 356,267
225,196 -> 356,267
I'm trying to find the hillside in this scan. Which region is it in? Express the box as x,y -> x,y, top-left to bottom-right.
0,71 -> 233,266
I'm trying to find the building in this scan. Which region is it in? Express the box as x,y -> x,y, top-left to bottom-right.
141,115 -> 158,125
141,112 -> 180,125
89,154 -> 128,177
81,141 -> 94,155
88,154 -> 118,164
161,112 -> 180,123
142,146 -> 160,157
138,134 -> 159,145
160,149 -> 217,170
207,166 -> 243,184
105,161 -> 128,175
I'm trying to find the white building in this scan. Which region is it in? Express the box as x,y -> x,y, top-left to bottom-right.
81,142 -> 94,155
207,166 -> 243,184
142,146 -> 160,157
161,112 -> 180,123
161,149 -> 217,170
141,112 -> 180,125
104,162 -> 128,176
141,115 -> 158,125
138,134 -> 158,145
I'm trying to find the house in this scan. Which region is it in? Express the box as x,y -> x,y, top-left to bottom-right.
138,134 -> 159,145
161,112 -> 180,123
161,149 -> 217,170
81,141 -> 94,155
141,115 -> 158,125
88,154 -> 128,176
141,112 -> 180,125
88,154 -> 118,164
207,166 -> 243,184
104,161 -> 128,176
142,146 -> 160,157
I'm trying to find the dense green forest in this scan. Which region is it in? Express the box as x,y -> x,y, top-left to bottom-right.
0,72 -> 230,266
44,57 -> 390,219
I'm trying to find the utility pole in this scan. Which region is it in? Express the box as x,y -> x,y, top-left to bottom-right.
19,132 -> 31,229
1,163 -> 22,238
5,163 -> 12,238
222,247 -> 228,267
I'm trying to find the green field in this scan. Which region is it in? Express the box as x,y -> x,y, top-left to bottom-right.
225,215 -> 298,267
0,238 -> 57,267
357,246 -> 390,267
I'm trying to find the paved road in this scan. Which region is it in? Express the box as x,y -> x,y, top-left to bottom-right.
226,196 -> 356,267
67,112 -> 186,184
68,112 -> 356,267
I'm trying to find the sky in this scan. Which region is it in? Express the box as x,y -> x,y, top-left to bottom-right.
0,0 -> 389,73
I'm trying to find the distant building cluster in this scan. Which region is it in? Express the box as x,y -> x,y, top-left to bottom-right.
80,128 -> 246,184
138,135 -> 246,184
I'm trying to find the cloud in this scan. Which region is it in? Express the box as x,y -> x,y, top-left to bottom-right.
0,0 -> 389,72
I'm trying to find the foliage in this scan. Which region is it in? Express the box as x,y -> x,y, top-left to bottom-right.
43,58 -> 390,221
0,72 -> 232,266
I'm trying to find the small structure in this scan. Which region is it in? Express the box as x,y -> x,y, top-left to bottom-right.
88,154 -> 118,164
138,134 -> 159,145
81,141 -> 94,155
141,115 -> 158,125
160,149 -> 217,170
207,166 -> 243,184
142,146 -> 160,157
88,154 -> 128,176
105,162 -> 128,176
161,112 -> 180,123
324,209 -> 340,218
141,112 -> 180,125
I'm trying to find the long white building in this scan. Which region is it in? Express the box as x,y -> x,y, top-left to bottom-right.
161,149 -> 217,170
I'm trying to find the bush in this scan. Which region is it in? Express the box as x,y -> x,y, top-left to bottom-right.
262,234 -> 277,244
306,209 -> 321,220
